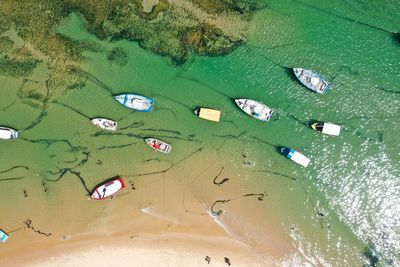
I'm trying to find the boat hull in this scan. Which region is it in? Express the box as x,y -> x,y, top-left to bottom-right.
91,118 -> 117,131
0,229 -> 8,242
194,107 -> 221,122
114,93 -> 154,112
145,138 -> 172,153
293,68 -> 331,94
311,122 -> 341,136
281,147 -> 310,167
90,177 -> 125,200
0,127 -> 18,140
235,99 -> 273,121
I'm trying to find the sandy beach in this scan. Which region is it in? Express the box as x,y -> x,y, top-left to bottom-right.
16,233 -> 270,267
0,201 -> 282,267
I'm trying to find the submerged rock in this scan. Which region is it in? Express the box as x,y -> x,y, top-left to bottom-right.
107,47 -> 128,66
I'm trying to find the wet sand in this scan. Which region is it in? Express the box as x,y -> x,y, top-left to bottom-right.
0,150 -> 294,266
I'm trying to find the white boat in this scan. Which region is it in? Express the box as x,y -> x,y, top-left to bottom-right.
0,229 -> 8,242
281,147 -> 310,167
145,138 -> 172,153
114,93 -> 154,112
194,107 -> 221,122
91,118 -> 117,131
235,99 -> 273,121
293,68 -> 331,94
0,127 -> 18,140
311,122 -> 341,136
90,177 -> 125,200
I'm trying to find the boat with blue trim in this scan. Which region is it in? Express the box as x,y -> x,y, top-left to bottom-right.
293,68 -> 331,94
0,229 -> 8,242
281,147 -> 310,167
114,93 -> 154,112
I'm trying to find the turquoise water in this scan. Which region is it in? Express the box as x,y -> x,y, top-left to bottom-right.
1,0 -> 399,266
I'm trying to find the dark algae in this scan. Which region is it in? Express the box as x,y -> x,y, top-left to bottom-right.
0,0 -> 257,74
107,47 -> 128,66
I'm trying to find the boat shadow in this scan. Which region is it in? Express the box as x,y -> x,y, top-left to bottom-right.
392,32 -> 400,46
307,119 -> 321,127
283,67 -> 299,83
275,145 -> 285,155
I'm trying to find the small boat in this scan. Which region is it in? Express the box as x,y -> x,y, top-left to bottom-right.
0,127 -> 18,140
194,107 -> 221,122
281,147 -> 310,167
235,99 -> 273,121
114,93 -> 154,112
145,138 -> 172,153
90,177 -> 125,200
0,229 -> 8,242
311,122 -> 341,136
91,118 -> 117,131
293,68 -> 331,94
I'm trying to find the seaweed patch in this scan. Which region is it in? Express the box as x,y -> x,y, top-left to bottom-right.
23,219 -> 52,237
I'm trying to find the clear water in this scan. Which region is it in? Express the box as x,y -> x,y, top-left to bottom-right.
0,0 -> 399,266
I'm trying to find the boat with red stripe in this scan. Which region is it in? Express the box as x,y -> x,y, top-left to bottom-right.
90,176 -> 125,200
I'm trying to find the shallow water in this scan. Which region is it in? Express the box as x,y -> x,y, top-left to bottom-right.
1,0 -> 399,266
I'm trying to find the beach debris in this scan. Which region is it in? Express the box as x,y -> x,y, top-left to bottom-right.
23,219 -> 52,237
253,169 -> 298,181
224,257 -> 231,266
241,153 -> 256,168
242,160 -> 255,168
243,192 -> 268,201
129,181 -> 136,190
211,192 -> 269,216
142,157 -> 161,163
213,167 -> 229,186
41,181 -> 48,193
211,200 -> 230,216
205,256 -> 211,264
315,210 -> 329,229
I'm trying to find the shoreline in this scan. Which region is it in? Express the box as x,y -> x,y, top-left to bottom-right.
2,232 -> 275,267
0,158 -> 293,266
